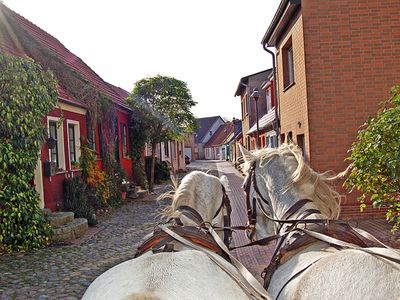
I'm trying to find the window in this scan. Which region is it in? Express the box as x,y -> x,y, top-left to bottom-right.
241,98 -> 245,119
209,130 -> 212,136
266,87 -> 271,111
280,133 -> 285,144
283,38 -> 295,89
48,117 -> 65,171
68,124 -> 77,163
121,123 -> 128,158
92,128 -> 97,152
297,134 -> 306,161
98,124 -> 104,158
246,94 -> 251,116
287,131 -> 293,142
67,120 -> 81,169
172,142 -> 177,158
272,135 -> 277,148
164,142 -> 170,157
49,121 -> 59,168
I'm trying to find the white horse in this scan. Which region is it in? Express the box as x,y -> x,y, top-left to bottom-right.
82,171 -> 267,300
239,144 -> 400,300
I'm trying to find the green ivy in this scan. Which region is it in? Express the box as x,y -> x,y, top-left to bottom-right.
0,53 -> 58,251
345,85 -> 400,232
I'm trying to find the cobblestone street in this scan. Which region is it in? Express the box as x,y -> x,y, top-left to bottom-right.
1,160 -> 398,300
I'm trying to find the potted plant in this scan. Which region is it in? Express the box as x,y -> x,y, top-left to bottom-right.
121,179 -> 128,201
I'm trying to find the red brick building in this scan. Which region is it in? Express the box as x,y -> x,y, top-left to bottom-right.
261,0 -> 400,216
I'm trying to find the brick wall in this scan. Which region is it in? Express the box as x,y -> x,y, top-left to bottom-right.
241,93 -> 250,149
276,10 -> 311,158
302,0 -> 400,206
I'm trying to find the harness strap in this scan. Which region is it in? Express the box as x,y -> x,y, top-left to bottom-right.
159,224 -> 272,300
177,205 -> 204,224
275,257 -> 323,300
300,228 -> 400,264
205,224 -> 273,300
221,186 -> 233,247
281,199 -> 312,221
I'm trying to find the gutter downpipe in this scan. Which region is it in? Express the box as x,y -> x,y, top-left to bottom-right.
262,43 -> 280,145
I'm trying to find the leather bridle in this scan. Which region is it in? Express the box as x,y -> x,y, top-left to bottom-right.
242,162 -> 272,240
174,184 -> 233,247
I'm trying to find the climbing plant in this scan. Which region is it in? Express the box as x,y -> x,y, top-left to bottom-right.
128,111 -> 149,189
345,85 -> 400,232
0,53 -> 57,251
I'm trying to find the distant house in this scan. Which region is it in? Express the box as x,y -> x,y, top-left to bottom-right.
226,119 -> 243,164
247,73 -> 278,148
204,122 -> 234,160
145,140 -> 186,174
0,3 -> 132,211
234,69 -> 274,150
194,116 -> 225,159
184,134 -> 196,162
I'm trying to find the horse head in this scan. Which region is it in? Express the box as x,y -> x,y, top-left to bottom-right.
239,143 -> 341,241
162,171 -> 230,240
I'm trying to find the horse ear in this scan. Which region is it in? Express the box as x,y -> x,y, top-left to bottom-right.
238,144 -> 254,164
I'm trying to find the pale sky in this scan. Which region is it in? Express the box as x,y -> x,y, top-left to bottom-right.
4,0 -> 280,119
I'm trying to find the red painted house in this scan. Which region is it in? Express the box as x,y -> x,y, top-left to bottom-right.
0,3 -> 133,211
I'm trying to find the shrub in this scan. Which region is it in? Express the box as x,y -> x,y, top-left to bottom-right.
345,85 -> 400,232
63,176 -> 97,226
0,54 -> 57,251
145,156 -> 170,184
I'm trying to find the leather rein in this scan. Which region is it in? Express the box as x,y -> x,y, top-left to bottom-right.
240,161 -> 400,296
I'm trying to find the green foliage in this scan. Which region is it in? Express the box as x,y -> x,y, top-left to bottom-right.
345,85 -> 400,232
0,53 -> 57,251
127,75 -> 197,191
145,157 -> 171,184
99,152 -> 123,207
128,116 -> 148,189
63,176 -> 97,226
128,75 -> 197,142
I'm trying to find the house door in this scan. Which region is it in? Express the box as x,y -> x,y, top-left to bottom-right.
34,158 -> 44,209
184,147 -> 192,160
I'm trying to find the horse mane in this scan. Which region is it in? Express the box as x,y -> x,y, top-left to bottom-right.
242,143 -> 342,219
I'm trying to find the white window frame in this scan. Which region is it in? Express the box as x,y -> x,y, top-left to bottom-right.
265,130 -> 277,148
47,116 -> 66,172
66,120 -> 81,170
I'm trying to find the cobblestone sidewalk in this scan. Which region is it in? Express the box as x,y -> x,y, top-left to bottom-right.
0,189 -> 170,300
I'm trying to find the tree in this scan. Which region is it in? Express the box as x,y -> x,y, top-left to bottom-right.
0,54 -> 58,251
344,85 -> 400,232
128,75 -> 197,192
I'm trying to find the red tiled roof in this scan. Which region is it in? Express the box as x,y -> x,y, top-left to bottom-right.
204,122 -> 234,148
195,116 -> 224,143
0,3 -> 130,111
